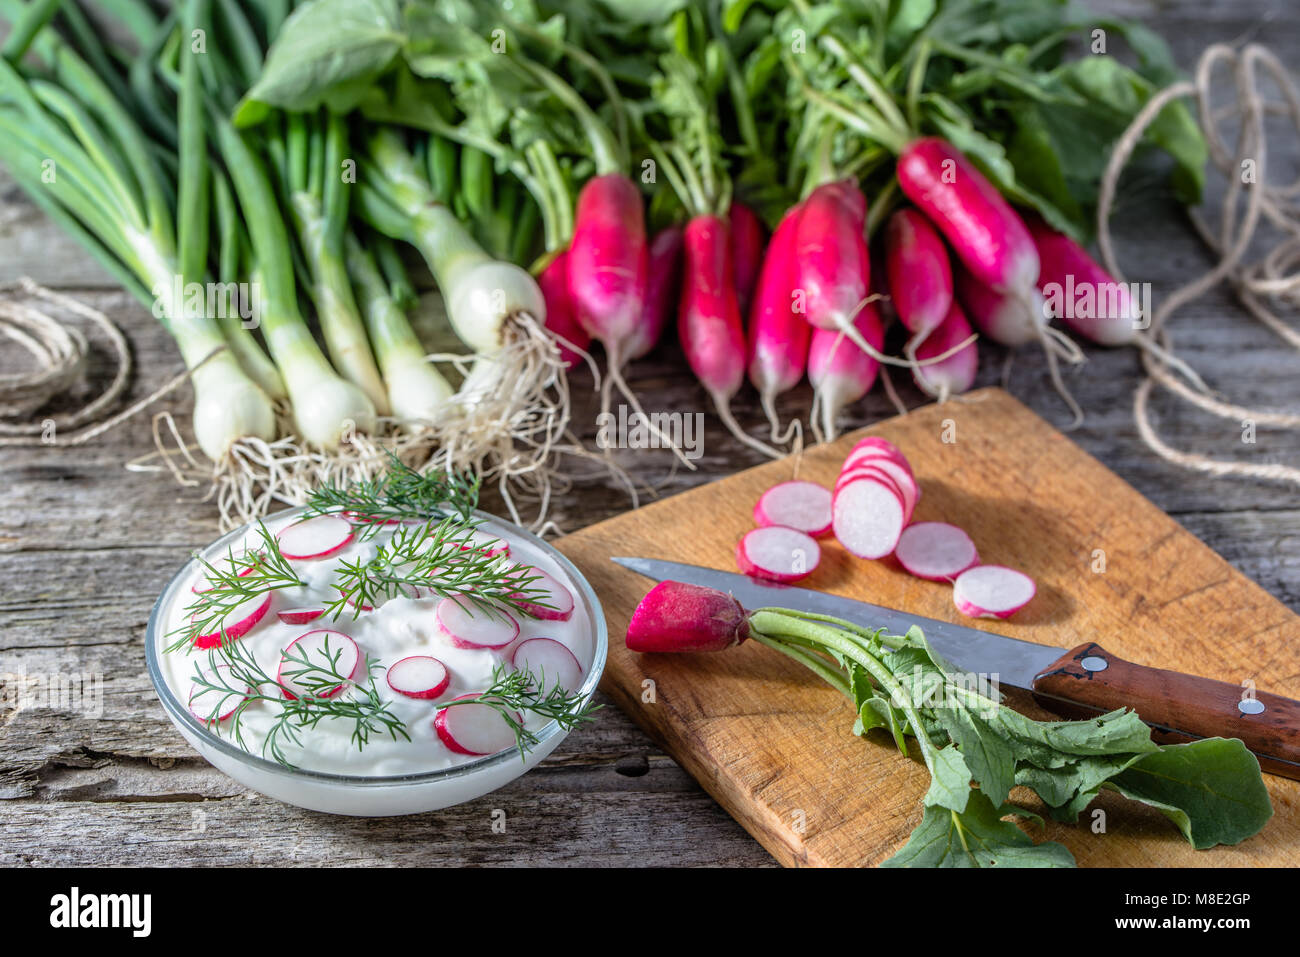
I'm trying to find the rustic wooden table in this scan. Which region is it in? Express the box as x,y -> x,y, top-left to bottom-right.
1,0 -> 1297,866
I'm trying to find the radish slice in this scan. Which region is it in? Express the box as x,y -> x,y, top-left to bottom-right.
461,528 -> 510,558
278,629 -> 361,700
193,592 -> 272,649
508,566 -> 575,622
833,478 -> 907,559
512,638 -> 583,691
844,445 -> 913,476
436,595 -> 520,649
736,525 -> 821,582
192,554 -> 259,593
187,663 -> 249,722
837,464 -> 914,522
953,565 -> 1037,618
895,522 -> 980,581
277,606 -> 326,625
850,436 -> 904,457
278,515 -> 354,560
753,480 -> 833,536
435,695 -> 521,756
386,655 -> 451,699
851,458 -> 920,517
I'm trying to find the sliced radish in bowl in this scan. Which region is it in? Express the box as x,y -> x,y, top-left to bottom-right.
895,522 -> 979,581
461,528 -> 510,558
386,656 -> 451,700
953,565 -> 1036,619
508,566 -> 574,622
193,592 -> 272,649
278,515 -> 354,560
736,525 -> 821,582
192,553 -> 260,594
753,480 -> 833,536
278,629 -> 361,700
833,478 -> 907,560
277,606 -> 326,625
436,595 -> 519,649
512,638 -> 583,691
187,663 -> 250,723
434,695 -> 521,756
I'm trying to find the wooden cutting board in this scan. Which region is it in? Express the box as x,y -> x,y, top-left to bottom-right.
554,388 -> 1300,867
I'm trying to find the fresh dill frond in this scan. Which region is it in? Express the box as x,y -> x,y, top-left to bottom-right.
325,516 -> 553,621
166,522 -> 307,654
304,454 -> 481,538
190,638 -> 409,769
443,664 -> 601,761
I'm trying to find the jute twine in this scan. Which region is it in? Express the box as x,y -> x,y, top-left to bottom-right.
1098,43 -> 1300,487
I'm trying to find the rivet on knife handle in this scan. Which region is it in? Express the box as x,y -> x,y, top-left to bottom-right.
1031,641 -> 1300,780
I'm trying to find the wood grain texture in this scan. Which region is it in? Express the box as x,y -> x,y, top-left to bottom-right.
2,0 -> 1299,867
555,388 -> 1300,868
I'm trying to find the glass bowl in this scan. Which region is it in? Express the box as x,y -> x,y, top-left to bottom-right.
145,506 -> 607,816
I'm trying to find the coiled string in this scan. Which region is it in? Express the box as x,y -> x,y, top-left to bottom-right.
1098,44 -> 1300,487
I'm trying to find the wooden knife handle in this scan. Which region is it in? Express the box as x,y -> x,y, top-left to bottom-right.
1031,641 -> 1300,780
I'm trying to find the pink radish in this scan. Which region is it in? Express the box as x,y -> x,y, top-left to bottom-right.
895,522 -> 980,581
846,436 -> 910,467
953,565 -> 1037,619
277,606 -> 326,625
537,250 -> 591,368
792,181 -> 885,365
278,629 -> 360,700
568,173 -> 648,349
193,592 -> 272,649
736,525 -> 821,582
626,225 -> 684,361
386,655 -> 451,699
895,138 -> 1039,295
729,201 -> 765,316
626,580 -> 749,653
679,213 -> 781,457
1027,217 -> 1139,346
838,462 -> 917,521
435,595 -> 519,649
911,300 -> 979,401
753,480 -> 832,536
508,566 -> 575,622
277,515 -> 354,560
435,694 -> 521,756
188,663 -> 249,723
192,554 -> 259,593
843,443 -> 913,476
885,208 -> 954,351
955,263 -> 1048,347
746,204 -> 811,440
460,528 -> 509,559
808,300 -> 884,442
512,637 -> 583,691
832,477 -> 907,559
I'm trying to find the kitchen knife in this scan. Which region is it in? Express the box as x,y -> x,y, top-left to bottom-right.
612,556 -> 1300,780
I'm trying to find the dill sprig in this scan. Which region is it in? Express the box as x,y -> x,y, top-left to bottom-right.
326,516 -> 552,621
166,523 -> 307,654
190,637 -> 410,769
304,454 -> 481,539
443,663 -> 602,761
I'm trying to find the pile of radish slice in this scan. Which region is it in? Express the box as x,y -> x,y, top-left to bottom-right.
740,437 -> 1036,619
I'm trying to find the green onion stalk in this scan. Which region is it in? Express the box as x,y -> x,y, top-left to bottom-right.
0,2 -> 276,460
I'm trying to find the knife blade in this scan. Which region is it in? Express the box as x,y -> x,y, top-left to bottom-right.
611,556 -> 1300,779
